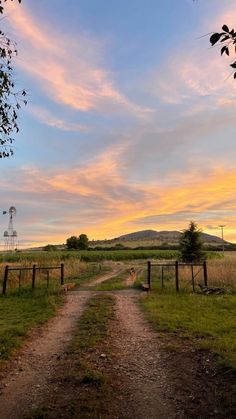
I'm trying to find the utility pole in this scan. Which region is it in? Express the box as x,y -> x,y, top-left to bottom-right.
218,225 -> 226,255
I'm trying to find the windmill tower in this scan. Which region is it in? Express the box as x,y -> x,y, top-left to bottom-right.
3,206 -> 18,251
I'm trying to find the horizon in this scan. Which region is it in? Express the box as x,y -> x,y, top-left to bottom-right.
0,227 -> 232,251
1,1 -> 236,248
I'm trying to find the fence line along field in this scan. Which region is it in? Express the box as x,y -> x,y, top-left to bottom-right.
0,255 -> 106,295
0,249 -> 235,293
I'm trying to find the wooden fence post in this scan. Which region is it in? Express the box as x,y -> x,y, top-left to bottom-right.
175,261 -> 179,292
147,261 -> 151,290
191,264 -> 195,292
46,270 -> 49,288
161,266 -> 164,288
2,265 -> 9,295
203,261 -> 208,287
61,263 -> 64,285
19,270 -> 22,290
32,265 -> 36,289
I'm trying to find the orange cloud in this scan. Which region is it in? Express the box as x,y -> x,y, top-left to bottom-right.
3,156 -> 236,243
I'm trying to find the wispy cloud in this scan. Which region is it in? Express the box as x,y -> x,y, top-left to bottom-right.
144,3 -> 236,109
5,2 -> 152,117
29,106 -> 90,132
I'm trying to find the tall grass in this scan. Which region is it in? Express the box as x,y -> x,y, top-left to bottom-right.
0,256 -> 106,294
136,253 -> 236,292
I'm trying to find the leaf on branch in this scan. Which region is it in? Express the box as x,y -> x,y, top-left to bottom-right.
222,24 -> 229,33
210,32 -> 222,46
221,46 -> 229,56
220,35 -> 230,42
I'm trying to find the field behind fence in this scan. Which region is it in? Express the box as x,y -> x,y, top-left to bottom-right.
0,256 -> 105,295
0,250 -> 235,294
141,253 -> 236,292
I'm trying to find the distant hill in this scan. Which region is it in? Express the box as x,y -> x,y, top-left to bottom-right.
91,229 -> 227,248
119,230 -> 226,243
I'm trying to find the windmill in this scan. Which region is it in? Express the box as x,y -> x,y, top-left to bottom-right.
3,206 -> 18,251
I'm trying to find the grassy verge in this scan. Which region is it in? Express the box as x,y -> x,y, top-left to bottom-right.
0,288 -> 63,362
140,288 -> 236,369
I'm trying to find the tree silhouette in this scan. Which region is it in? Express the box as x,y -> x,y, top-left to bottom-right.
66,234 -> 89,250
179,221 -> 204,263
0,0 -> 27,158
209,24 -> 236,79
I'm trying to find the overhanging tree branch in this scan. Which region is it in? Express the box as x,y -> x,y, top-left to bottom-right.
209,24 -> 236,79
0,0 -> 26,158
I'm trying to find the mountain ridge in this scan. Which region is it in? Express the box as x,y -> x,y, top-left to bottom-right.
91,229 -> 227,245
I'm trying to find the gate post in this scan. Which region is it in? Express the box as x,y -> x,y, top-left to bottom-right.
203,261 -> 208,287
32,265 -> 36,289
147,261 -> 151,290
3,265 -> 9,295
61,263 -> 64,285
175,261 -> 179,292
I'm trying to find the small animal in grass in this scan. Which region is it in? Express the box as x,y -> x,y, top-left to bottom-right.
129,267 -> 136,281
60,282 -> 76,293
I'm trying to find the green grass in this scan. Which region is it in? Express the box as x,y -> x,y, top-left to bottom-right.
71,294 -> 115,352
0,249 -> 180,263
140,288 -> 236,369
0,288 -> 63,361
91,269 -> 130,291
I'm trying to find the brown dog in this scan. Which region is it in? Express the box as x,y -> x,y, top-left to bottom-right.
60,282 -> 76,294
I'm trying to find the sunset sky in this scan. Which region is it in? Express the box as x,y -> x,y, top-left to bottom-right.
1,0 -> 236,248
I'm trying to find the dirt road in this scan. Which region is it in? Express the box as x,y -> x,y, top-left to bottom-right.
0,267 -> 230,418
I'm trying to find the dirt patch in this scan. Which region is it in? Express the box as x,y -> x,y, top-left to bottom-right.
156,335 -> 236,418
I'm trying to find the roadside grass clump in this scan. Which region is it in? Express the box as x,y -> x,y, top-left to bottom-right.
140,287 -> 236,369
71,294 -> 115,352
0,288 -> 63,362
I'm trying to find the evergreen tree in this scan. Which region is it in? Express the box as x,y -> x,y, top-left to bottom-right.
179,221 -> 204,262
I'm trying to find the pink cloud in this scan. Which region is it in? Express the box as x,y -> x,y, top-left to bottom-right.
29,106 -> 90,132
4,2 -> 151,117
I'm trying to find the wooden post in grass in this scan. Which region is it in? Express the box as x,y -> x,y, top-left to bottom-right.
46,270 -> 49,288
191,264 -> 195,292
19,269 -> 22,290
147,261 -> 151,290
175,261 -> 179,292
161,266 -> 164,288
32,265 -> 36,289
203,261 -> 208,287
2,265 -> 9,295
60,263 -> 64,285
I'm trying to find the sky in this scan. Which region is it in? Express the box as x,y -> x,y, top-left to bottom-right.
1,0 -> 236,248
